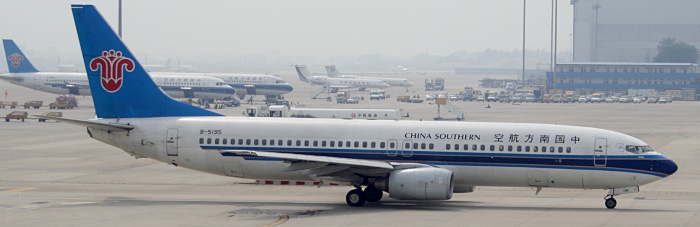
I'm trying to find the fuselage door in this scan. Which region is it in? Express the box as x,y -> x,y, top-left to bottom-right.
166,128 -> 179,156
401,139 -> 413,157
594,138 -> 607,166
386,139 -> 398,157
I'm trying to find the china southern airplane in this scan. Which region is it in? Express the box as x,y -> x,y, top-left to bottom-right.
152,72 -> 293,101
1,39 -> 235,100
54,4 -> 677,209
295,65 -> 390,99
325,65 -> 414,91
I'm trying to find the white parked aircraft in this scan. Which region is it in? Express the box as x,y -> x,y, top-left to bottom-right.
153,72 -> 293,101
54,5 -> 677,209
1,39 -> 235,100
325,65 -> 414,91
295,65 -> 390,99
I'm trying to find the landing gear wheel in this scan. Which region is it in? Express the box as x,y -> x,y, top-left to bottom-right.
605,198 -> 617,209
346,189 -> 366,207
364,186 -> 383,202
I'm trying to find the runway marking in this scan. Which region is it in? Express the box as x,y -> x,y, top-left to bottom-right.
0,187 -> 35,193
261,215 -> 289,227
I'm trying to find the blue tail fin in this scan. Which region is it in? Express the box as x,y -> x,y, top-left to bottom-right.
71,4 -> 221,118
3,39 -> 40,73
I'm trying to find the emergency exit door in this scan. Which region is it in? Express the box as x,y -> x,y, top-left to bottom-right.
166,128 -> 179,156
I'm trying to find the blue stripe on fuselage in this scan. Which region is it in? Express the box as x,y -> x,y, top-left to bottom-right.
202,145 -> 675,177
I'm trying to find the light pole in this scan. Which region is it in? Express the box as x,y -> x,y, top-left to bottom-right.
569,33 -> 573,62
522,0 -> 526,87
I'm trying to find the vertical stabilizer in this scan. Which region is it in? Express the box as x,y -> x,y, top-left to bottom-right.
324,65 -> 340,77
294,65 -> 311,83
71,4 -> 221,118
3,39 -> 40,73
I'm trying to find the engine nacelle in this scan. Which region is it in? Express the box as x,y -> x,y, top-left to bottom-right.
375,167 -> 454,200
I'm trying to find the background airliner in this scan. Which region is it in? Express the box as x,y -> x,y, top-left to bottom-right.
152,72 -> 293,101
295,65 -> 390,99
325,65 -> 414,91
55,4 -> 677,209
2,39 -> 235,100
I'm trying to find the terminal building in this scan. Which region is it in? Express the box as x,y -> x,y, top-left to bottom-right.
546,62 -> 699,100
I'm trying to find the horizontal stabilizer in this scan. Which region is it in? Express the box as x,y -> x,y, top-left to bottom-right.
33,115 -> 134,132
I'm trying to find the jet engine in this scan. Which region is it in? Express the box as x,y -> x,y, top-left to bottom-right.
374,167 -> 454,200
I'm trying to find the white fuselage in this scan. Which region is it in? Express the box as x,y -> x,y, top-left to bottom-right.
89,117 -> 673,191
336,75 -> 413,88
306,76 -> 390,89
153,72 -> 294,99
0,72 -> 235,99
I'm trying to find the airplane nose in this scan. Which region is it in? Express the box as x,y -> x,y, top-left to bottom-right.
658,158 -> 678,176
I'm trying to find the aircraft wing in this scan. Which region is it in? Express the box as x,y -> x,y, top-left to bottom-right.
62,82 -> 90,89
219,150 -> 430,180
328,85 -> 354,89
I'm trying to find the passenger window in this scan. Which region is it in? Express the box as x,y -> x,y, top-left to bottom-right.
525,146 -> 530,152
489,145 -> 495,151
533,146 -> 538,152
389,142 -> 395,149
269,140 -> 274,146
330,141 -> 335,147
446,144 -> 451,150
508,145 -> 513,152
338,141 -> 344,147
207,138 -> 211,144
313,141 -> 318,147
246,139 -> 251,145
473,144 -> 478,150
464,144 -> 468,150
199,138 -> 204,144
231,139 -> 236,145
261,139 -> 266,146
239,139 -> 244,145
498,145 -> 504,151
296,140 -> 301,146
371,142 -> 376,148
223,139 -> 227,145
455,144 -> 460,150
380,142 -> 386,148
480,145 -> 485,151
304,140 -> 310,146
413,143 -> 419,149
354,141 -> 359,148
278,140 -> 283,146
421,143 -> 426,149
558,147 -> 563,153
566,147 -> 571,153
405,143 -> 411,149
254,139 -> 259,145
287,140 -> 292,146
429,143 -> 434,149
549,147 -> 555,153
346,141 -> 351,147
517,146 -> 522,152
362,141 -> 367,148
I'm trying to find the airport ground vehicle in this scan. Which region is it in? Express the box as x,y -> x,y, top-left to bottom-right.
0,101 -> 18,109
346,97 -> 360,104
336,91 -> 349,104
49,95 -> 78,109
396,95 -> 411,102
38,112 -> 62,122
23,100 -> 43,109
369,90 -> 386,100
5,111 -> 27,122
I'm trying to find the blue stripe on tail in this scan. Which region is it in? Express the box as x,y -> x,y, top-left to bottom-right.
71,5 -> 222,118
3,39 -> 40,73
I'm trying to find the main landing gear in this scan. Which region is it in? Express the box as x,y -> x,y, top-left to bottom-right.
345,186 -> 383,206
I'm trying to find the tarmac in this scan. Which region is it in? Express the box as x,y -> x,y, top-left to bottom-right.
0,71 -> 699,226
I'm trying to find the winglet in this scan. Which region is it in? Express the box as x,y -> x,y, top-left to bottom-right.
71,4 -> 221,118
3,39 -> 40,73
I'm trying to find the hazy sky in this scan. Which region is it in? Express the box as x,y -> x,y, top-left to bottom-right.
0,0 -> 573,69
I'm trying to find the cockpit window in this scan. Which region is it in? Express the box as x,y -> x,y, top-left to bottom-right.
626,145 -> 654,154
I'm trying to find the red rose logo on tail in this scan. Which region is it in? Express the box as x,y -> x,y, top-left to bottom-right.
89,50 -> 135,93
8,53 -> 23,68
